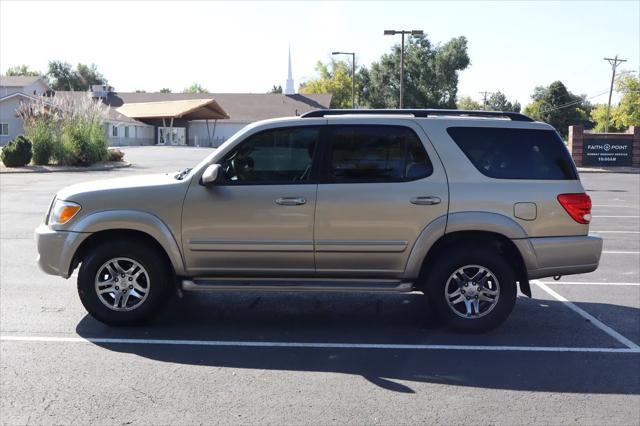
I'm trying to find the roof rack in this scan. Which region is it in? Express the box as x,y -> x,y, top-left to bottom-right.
300,109 -> 535,122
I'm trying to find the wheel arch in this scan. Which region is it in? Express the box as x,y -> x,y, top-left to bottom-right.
418,230 -> 531,297
66,210 -> 186,277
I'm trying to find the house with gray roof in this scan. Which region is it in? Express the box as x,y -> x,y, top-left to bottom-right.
0,76 -> 52,144
1,76 -> 332,147
95,90 -> 331,147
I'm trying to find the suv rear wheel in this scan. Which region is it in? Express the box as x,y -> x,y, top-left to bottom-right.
77,240 -> 172,325
425,247 -> 517,332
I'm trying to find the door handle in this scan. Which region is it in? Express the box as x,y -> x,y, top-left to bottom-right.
275,197 -> 307,206
411,196 -> 441,205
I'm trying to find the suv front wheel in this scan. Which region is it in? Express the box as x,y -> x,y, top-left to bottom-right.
77,240 -> 172,325
426,247 -> 517,332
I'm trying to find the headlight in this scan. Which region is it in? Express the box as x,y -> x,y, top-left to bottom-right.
49,200 -> 81,225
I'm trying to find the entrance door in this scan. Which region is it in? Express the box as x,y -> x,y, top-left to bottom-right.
314,120 -> 449,278
181,125 -> 321,277
158,127 -> 186,145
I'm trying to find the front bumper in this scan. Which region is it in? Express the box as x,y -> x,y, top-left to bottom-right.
514,235 -> 603,280
35,224 -> 89,278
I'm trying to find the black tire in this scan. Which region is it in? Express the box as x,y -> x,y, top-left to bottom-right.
425,246 -> 517,333
77,240 -> 172,326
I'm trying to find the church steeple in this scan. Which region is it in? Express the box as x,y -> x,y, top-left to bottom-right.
285,46 -> 294,94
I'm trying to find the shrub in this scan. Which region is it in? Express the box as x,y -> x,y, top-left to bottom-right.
107,147 -> 125,162
61,119 -> 108,166
26,118 -> 56,165
1,136 -> 32,167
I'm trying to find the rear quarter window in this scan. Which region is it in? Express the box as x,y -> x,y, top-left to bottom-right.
446,127 -> 578,180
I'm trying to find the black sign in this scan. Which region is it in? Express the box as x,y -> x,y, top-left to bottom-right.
583,138 -> 633,167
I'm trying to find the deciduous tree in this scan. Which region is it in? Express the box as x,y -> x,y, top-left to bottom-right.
5,65 -> 42,77
299,60 -> 356,108
523,81 -> 590,138
362,34 -> 470,108
184,83 -> 207,93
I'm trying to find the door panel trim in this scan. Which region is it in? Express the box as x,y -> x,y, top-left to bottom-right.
315,240 -> 408,253
188,239 -> 314,252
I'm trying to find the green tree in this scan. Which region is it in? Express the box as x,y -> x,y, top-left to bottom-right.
456,96 -> 482,110
590,104 -> 625,132
523,81 -> 590,138
613,74 -> 640,128
184,83 -> 207,93
299,60 -> 356,108
5,64 -> 42,77
590,74 -> 640,132
269,85 -> 283,94
47,61 -> 106,91
159,88 -> 172,93
361,34 -> 470,108
486,91 -> 521,112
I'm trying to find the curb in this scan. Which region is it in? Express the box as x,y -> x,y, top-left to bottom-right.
0,161 -> 131,174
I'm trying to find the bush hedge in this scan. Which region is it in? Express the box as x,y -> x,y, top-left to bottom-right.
27,118 -> 56,165
1,136 -> 33,167
61,119 -> 108,166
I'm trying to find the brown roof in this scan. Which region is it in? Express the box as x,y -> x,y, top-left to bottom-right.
116,98 -> 229,120
0,75 -> 47,87
115,92 -> 332,122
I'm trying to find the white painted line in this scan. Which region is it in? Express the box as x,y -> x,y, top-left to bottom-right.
1,335 -> 638,353
539,281 -> 640,286
592,215 -> 640,218
591,231 -> 640,234
533,281 -> 640,350
602,251 -> 640,254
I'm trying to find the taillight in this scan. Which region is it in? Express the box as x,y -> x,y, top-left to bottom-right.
557,193 -> 592,224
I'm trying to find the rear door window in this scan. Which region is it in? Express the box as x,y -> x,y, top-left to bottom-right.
446,127 -> 578,180
325,125 -> 433,183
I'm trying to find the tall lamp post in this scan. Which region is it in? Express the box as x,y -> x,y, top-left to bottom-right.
384,29 -> 423,108
332,51 -> 356,109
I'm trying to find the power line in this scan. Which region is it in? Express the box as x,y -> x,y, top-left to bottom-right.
539,89 -> 610,113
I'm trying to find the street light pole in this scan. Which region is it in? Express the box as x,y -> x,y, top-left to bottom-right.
332,51 -> 356,109
384,29 -> 423,108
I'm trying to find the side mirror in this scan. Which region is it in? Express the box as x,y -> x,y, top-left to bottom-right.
201,164 -> 221,185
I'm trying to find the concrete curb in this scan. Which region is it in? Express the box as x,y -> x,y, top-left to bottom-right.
577,167 -> 640,174
0,161 -> 131,174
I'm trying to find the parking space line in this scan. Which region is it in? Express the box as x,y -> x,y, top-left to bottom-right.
1,335 -> 638,353
533,281 -> 640,350
538,281 -> 640,286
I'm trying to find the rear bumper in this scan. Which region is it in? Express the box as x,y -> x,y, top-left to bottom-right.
514,235 -> 603,280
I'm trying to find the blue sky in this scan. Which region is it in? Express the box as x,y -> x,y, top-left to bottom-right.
0,0 -> 638,105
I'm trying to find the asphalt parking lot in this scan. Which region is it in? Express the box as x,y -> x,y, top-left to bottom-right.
1,146 -> 639,425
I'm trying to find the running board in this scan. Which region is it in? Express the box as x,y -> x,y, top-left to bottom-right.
182,278 -> 414,293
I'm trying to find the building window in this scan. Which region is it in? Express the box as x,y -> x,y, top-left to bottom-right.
0,123 -> 8,136
124,126 -> 130,138
112,125 -> 118,137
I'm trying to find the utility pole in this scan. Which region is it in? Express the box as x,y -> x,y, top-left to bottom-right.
384,29 -> 423,108
479,91 -> 493,109
604,55 -> 627,132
